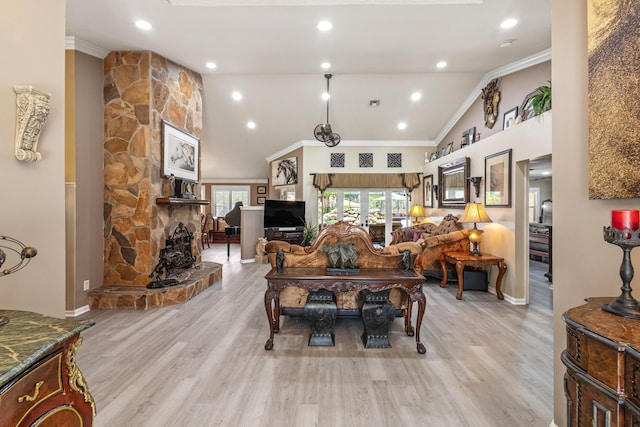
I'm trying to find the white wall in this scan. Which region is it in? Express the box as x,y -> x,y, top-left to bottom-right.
302,144 -> 429,218
0,1 -> 66,317
423,112 -> 552,302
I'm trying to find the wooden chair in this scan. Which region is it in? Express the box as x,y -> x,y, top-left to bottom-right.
201,214 -> 214,250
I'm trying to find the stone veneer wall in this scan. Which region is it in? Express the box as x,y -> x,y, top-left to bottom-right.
103,51 -> 203,286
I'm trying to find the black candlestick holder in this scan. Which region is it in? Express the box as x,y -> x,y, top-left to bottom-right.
602,226 -> 640,319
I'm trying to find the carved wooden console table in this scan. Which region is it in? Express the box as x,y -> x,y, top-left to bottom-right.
264,267 -> 427,354
0,310 -> 95,426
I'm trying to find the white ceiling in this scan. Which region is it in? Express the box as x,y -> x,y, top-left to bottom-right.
65,0 -> 551,180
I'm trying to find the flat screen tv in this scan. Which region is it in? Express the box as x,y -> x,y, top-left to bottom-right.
263,200 -> 305,229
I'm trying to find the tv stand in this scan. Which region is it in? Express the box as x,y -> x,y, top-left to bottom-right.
265,227 -> 304,245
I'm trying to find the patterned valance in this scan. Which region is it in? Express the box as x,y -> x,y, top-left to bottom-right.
400,173 -> 421,192
311,173 -> 333,192
309,173 -> 422,190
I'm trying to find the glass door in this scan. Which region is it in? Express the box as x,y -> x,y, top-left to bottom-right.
319,189 -> 407,247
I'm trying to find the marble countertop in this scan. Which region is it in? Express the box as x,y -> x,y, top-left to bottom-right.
0,310 -> 94,386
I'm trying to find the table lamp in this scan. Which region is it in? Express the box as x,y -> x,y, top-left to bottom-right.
458,202 -> 492,256
409,204 -> 424,226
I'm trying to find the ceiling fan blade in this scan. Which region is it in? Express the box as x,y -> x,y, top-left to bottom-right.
324,133 -> 341,147
314,123 -> 330,142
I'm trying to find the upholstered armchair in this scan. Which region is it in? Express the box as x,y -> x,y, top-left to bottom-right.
389,214 -> 471,280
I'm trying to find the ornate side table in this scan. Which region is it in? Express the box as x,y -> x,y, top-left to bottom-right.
439,251 -> 506,300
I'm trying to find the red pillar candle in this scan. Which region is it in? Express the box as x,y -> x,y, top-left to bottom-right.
611,210 -> 640,230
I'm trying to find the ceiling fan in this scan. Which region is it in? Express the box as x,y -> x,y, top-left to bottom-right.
314,73 -> 341,147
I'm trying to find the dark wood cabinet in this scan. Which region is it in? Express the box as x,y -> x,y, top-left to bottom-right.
264,228 -> 303,245
562,298 -> 640,426
0,311 -> 95,426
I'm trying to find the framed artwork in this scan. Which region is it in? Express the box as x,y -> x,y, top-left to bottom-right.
445,142 -> 454,155
503,106 -> 518,130
430,152 -> 438,162
271,157 -> 298,186
359,153 -> 373,167
423,174 -> 434,208
330,152 -> 345,167
462,127 -> 476,145
387,153 -> 402,167
440,147 -> 447,158
162,121 -> 199,182
520,91 -> 538,121
484,149 -> 512,207
257,196 -> 266,205
257,185 -> 267,194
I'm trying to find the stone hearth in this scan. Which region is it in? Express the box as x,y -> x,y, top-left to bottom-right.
88,262 -> 221,310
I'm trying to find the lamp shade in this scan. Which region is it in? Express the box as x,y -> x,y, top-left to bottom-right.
459,203 -> 492,224
409,204 -> 424,218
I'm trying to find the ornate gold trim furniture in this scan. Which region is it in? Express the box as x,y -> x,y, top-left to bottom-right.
562,298 -> 640,426
0,310 -> 95,426
264,221 -> 426,354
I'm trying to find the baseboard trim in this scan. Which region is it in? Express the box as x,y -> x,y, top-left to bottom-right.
240,258 -> 255,264
66,305 -> 90,317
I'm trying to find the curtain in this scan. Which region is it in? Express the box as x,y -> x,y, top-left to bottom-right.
311,173 -> 333,192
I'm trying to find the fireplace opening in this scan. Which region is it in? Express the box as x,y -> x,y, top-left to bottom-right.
147,222 -> 197,289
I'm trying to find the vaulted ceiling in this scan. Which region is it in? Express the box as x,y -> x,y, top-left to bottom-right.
65,0 -> 551,179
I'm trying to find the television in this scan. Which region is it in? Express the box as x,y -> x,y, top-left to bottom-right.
263,200 -> 306,229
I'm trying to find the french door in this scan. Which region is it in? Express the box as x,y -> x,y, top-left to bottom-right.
319,189 -> 408,246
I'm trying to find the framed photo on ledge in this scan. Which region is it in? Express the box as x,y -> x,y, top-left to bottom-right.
162,121 -> 199,182
503,107 -> 518,130
484,149 -> 512,207
257,185 -> 267,194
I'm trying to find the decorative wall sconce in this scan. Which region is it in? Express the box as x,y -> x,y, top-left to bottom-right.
14,85 -> 51,163
0,235 -> 38,326
468,176 -> 482,198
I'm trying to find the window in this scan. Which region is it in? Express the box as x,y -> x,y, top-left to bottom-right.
211,186 -> 250,217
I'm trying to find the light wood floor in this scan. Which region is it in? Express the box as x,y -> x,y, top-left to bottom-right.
77,245 -> 553,427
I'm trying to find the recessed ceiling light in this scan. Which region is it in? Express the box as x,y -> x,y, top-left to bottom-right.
206,62 -> 217,69
317,21 -> 333,32
501,18 -> 518,29
436,61 -> 447,69
321,62 -> 331,70
321,92 -> 330,101
369,100 -> 380,107
247,121 -> 256,129
500,40 -> 514,48
542,171 -> 551,175
135,20 -> 152,30
397,122 -> 407,130
411,92 -> 422,102
232,91 -> 242,101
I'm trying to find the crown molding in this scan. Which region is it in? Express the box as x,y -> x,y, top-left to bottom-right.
65,36 -> 109,59
434,48 -> 551,144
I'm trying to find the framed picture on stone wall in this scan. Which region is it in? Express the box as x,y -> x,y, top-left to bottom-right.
162,120 -> 200,182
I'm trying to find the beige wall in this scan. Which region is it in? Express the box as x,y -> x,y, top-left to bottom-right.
551,1 -> 640,426
70,51 -> 105,310
424,112 -> 551,303
0,0 -> 66,317
439,61 -> 551,152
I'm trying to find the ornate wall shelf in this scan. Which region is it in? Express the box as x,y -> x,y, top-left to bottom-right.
156,198 -> 209,206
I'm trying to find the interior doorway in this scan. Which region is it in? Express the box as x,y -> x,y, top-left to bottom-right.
528,154 -> 553,309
